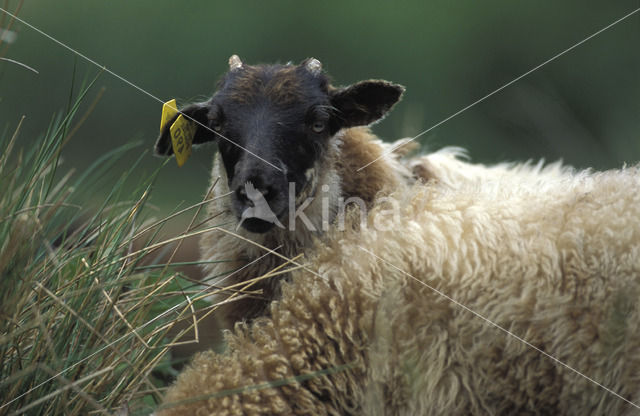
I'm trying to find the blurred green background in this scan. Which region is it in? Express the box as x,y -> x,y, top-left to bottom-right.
1,1 -> 638,214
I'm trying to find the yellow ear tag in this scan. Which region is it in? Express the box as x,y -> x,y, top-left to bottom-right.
169,115 -> 196,167
160,99 -> 179,130
160,99 -> 197,167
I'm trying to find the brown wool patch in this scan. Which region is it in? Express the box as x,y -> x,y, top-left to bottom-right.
226,66 -> 304,106
337,127 -> 401,206
266,67 -> 303,105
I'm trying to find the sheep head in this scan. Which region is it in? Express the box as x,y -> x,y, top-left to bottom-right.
155,56 -> 404,233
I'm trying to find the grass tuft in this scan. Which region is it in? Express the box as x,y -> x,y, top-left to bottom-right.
0,80 -> 226,415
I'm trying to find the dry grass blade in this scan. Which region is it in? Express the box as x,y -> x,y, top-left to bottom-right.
120,189 -> 233,249
10,365 -> 114,416
93,276 -> 150,349
215,227 -> 326,281
0,115 -> 23,177
0,0 -> 23,56
0,56 -> 38,73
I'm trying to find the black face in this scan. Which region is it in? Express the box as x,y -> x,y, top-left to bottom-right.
156,57 -> 404,233
212,63 -> 334,232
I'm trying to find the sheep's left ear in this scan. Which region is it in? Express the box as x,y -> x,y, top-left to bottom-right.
330,80 -> 404,130
155,101 -> 217,156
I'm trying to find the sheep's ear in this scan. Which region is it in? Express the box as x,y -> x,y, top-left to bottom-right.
330,80 -> 404,130
154,101 -> 217,156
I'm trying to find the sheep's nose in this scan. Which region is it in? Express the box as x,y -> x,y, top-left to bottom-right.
235,179 -> 276,208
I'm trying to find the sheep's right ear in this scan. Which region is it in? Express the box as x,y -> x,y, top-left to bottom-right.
154,102 -> 217,156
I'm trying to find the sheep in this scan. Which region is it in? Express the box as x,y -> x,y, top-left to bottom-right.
154,56 -> 640,414
155,55 -> 417,329
154,154 -> 640,415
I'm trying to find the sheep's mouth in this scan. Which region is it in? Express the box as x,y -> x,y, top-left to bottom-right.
240,217 -> 277,233
234,196 -> 287,233
233,166 -> 321,234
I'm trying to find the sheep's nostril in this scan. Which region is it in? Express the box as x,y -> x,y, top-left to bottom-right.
235,181 -> 279,210
259,186 -> 281,205
235,186 -> 252,207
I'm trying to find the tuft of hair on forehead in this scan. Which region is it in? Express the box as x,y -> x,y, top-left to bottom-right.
217,59 -> 330,106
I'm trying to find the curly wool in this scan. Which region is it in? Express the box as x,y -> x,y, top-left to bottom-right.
157,158 -> 640,415
198,127 -> 414,327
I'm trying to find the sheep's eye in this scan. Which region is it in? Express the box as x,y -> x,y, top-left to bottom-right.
312,120 -> 326,134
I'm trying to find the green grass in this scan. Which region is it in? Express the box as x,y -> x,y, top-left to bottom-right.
0,79 -> 220,415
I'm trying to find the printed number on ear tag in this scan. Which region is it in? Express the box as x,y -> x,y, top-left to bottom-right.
169,115 -> 196,167
160,99 -> 196,167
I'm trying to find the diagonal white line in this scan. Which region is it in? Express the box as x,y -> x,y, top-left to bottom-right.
0,7 -> 283,173
357,7 -> 640,172
358,246 -> 640,411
